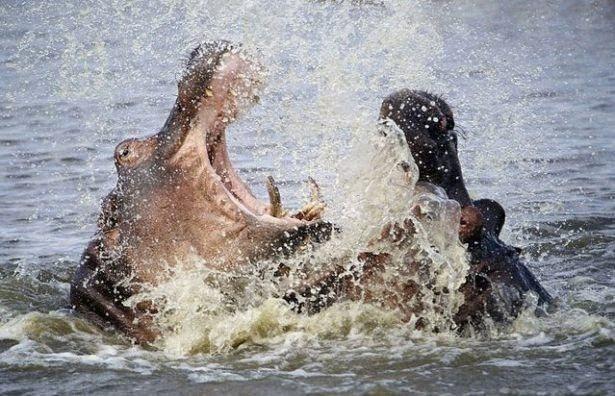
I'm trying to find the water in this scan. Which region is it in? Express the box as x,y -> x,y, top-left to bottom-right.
1,0 -> 613,394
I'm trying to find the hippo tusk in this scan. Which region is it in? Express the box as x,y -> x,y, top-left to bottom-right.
307,176 -> 321,202
291,177 -> 326,221
266,176 -> 287,218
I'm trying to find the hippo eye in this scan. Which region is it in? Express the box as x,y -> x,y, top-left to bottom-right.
116,144 -> 134,164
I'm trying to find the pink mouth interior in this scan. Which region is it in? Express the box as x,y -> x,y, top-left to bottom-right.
188,51 -> 302,224
206,127 -> 271,216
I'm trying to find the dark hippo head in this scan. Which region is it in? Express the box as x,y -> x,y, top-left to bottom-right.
380,89 -> 554,332
379,89 -> 508,242
71,42 -> 329,343
379,89 -> 472,208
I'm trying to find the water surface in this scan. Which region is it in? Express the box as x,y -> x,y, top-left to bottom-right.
0,1 -> 613,394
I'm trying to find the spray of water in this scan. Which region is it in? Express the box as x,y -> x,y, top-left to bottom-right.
113,119 -> 469,355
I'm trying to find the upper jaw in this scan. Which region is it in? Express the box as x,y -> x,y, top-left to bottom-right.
152,42 -> 258,163
153,43 -> 320,226
108,41 -> 324,237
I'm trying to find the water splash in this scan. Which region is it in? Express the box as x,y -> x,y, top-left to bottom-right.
115,120 -> 469,355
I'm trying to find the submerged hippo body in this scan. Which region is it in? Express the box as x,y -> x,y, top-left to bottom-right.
70,42 -> 330,343
380,89 -> 554,331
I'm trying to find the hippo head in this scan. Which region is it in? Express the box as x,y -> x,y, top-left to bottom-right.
71,42 -> 331,343
91,42 -> 327,287
379,90 -> 484,243
380,90 -> 472,207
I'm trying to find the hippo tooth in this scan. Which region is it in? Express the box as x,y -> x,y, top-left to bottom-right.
307,176 -> 321,202
266,176 -> 286,218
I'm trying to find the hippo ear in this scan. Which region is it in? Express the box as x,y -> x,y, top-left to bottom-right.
473,199 -> 506,237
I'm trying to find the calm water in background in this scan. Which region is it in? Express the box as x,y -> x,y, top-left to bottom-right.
0,1 -> 614,394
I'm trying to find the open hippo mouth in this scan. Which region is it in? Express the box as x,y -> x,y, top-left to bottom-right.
110,42 -> 321,228
71,42 -> 329,343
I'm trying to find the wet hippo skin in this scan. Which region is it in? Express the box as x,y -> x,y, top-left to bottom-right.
70,42 -> 331,344
380,89 -> 554,332
71,43 -> 554,342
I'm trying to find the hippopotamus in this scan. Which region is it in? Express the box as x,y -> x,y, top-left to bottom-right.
283,91 -> 555,333
379,89 -> 555,332
71,42 -> 553,343
70,42 -> 330,343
